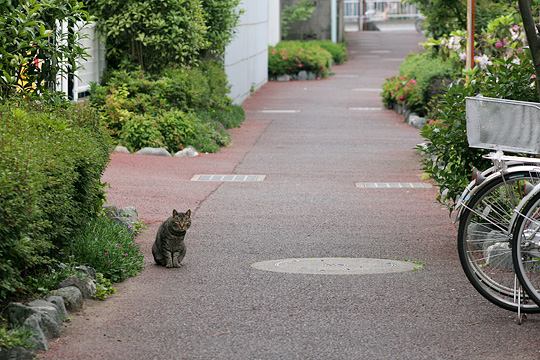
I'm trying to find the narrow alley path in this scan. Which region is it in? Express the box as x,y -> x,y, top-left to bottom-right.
43,31 -> 540,360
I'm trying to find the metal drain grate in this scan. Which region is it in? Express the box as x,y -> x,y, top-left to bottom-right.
356,182 -> 432,189
191,174 -> 266,182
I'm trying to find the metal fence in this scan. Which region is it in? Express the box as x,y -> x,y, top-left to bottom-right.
344,0 -> 419,22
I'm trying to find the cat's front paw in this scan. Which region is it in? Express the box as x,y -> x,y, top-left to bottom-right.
165,262 -> 174,268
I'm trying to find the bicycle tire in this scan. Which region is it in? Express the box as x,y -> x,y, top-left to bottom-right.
458,169 -> 540,313
512,188 -> 540,307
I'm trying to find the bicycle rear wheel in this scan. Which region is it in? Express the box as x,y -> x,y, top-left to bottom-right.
458,169 -> 540,312
512,188 -> 540,306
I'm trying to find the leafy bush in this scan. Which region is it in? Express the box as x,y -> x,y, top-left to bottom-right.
0,99 -> 110,301
0,0 -> 89,98
89,0 -> 208,72
66,216 -> 144,283
269,41 -> 333,78
121,115 -> 165,151
91,61 -> 243,153
310,41 -> 348,64
419,52 -> 538,208
200,0 -> 242,56
381,75 -> 423,112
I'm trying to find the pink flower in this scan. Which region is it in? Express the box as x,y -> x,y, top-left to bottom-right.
495,40 -> 504,49
532,74 -> 537,80
409,79 -> 417,85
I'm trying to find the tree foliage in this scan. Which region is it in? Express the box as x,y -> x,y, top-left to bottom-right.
200,0 -> 242,57
0,0 -> 89,98
89,0 -> 208,72
405,0 -> 516,38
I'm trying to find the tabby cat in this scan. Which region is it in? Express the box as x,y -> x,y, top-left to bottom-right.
152,209 -> 191,268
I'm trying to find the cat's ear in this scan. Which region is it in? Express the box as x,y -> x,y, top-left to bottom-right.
172,209 -> 178,217
186,209 -> 191,217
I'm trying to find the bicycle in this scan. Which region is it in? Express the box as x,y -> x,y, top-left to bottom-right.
455,96 -> 540,315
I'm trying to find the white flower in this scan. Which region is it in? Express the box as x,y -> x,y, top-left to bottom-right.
459,52 -> 467,61
474,54 -> 492,70
512,57 -> 521,65
447,36 -> 462,51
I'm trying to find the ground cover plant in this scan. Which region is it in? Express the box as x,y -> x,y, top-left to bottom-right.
269,40 -> 347,78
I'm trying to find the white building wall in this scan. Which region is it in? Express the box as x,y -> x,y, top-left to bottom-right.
268,0 -> 281,46
225,0 -> 280,104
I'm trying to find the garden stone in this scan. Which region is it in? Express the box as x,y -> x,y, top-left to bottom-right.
104,206 -> 138,233
59,275 -> 96,299
113,145 -> 130,154
27,300 -> 64,325
6,302 -> 61,349
276,74 -> 290,82
0,346 -> 35,360
75,265 -> 97,280
297,71 -> 308,81
307,72 -> 317,80
135,147 -> 171,157
6,303 -> 35,327
22,314 -> 48,351
45,296 -> 68,320
49,287 -> 83,312
408,114 -> 427,129
174,146 -> 199,158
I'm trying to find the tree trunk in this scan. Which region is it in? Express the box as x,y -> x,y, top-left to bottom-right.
518,0 -> 540,100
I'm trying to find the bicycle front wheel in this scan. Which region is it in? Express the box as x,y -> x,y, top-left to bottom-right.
512,188 -> 540,306
458,169 -> 540,312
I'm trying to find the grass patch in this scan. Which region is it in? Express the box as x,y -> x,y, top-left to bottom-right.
0,324 -> 32,350
66,216 -> 144,283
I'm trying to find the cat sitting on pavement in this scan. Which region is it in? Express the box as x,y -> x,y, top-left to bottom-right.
152,209 -> 191,268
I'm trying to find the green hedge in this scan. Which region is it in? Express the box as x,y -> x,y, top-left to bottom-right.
91,61 -> 244,153
269,41 -> 334,78
310,40 -> 348,64
0,99 -> 110,301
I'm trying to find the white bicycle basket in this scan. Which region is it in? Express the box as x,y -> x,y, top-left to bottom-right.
466,96 -> 540,155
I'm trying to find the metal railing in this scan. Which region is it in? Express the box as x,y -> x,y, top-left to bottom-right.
344,0 -> 420,21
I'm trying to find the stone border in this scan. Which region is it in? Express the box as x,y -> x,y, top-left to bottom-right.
390,103 -> 427,129
2,206 -> 140,358
114,145 -> 199,158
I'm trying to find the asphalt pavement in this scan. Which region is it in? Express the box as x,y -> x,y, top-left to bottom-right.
41,30 -> 540,360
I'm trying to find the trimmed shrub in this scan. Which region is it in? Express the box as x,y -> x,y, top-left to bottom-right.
382,52 -> 459,115
0,99 -> 110,301
66,216 -> 144,283
91,61 -> 243,153
269,41 -> 333,78
121,115 -> 165,152
310,40 -> 348,64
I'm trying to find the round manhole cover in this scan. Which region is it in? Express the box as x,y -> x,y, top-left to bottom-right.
251,257 -> 416,275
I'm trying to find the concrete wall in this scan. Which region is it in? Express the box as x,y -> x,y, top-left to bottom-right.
225,0 -> 280,104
